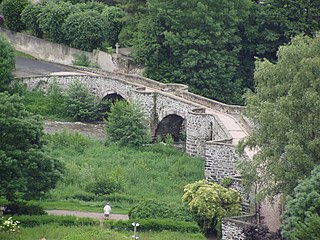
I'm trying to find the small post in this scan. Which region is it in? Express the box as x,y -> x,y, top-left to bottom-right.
132,222 -> 140,239
115,42 -> 120,54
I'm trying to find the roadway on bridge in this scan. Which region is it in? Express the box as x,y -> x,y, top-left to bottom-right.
15,56 -> 86,77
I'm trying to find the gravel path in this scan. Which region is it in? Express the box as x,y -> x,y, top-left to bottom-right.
46,210 -> 129,220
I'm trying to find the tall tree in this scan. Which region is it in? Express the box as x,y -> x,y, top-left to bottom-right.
133,0 -> 251,104
1,0 -> 30,32
0,92 -> 63,200
238,0 -> 320,91
0,33 -> 15,92
282,166 -> 320,239
238,33 -> 320,198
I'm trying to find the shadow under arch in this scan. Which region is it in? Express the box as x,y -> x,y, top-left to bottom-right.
155,114 -> 185,142
101,93 -> 127,114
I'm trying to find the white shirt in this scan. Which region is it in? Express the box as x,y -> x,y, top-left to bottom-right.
104,204 -> 112,214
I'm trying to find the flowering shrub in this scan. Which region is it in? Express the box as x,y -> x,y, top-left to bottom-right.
0,217 -> 20,232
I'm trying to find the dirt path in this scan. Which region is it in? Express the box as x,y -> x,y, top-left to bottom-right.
46,210 -> 129,220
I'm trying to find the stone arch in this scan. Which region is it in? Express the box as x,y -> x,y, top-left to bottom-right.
101,93 -> 127,114
155,114 -> 185,142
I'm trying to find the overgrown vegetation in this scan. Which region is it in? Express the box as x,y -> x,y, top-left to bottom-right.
0,32 -> 15,91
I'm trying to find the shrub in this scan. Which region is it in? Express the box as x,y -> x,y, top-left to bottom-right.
64,80 -> 103,122
86,176 -> 124,195
2,0 -> 29,32
108,218 -> 200,233
0,216 -> 20,233
0,32 -> 15,91
38,1 -> 74,43
101,6 -> 125,46
105,101 -> 150,147
21,3 -> 43,38
62,10 -> 107,51
129,199 -> 193,222
13,215 -> 99,227
3,200 -> 47,216
72,53 -> 91,67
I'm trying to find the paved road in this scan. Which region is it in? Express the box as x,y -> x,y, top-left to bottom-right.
15,56 -> 82,77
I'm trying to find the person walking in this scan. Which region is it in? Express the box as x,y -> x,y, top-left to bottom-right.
103,203 -> 112,219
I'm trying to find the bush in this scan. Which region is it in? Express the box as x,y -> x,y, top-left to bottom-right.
62,10 -> 107,51
64,80 -> 103,122
21,3 -> 43,38
2,0 -> 29,32
38,1 -> 74,43
101,6 -> 125,46
0,32 -> 15,91
129,199 -> 193,222
3,200 -> 47,216
105,101 -> 150,147
86,176 -> 125,195
108,218 -> 200,233
72,53 -> 91,67
13,215 -> 99,227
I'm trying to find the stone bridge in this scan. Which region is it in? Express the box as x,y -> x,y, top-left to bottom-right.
21,70 -> 251,182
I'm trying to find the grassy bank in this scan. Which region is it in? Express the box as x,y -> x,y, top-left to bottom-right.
42,131 -> 204,212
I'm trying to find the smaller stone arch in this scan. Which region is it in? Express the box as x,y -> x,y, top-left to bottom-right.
155,114 -> 185,142
101,93 -> 127,114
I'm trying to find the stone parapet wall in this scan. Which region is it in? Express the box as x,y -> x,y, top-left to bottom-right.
222,215 -> 256,240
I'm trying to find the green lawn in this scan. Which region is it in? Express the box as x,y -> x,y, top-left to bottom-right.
0,225 -> 206,240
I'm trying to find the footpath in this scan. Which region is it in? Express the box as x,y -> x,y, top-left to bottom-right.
46,210 -> 129,220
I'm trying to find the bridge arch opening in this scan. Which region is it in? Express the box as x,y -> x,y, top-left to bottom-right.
155,114 -> 185,142
101,93 -> 127,115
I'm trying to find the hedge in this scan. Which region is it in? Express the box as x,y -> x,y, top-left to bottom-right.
107,218 -> 200,233
12,215 -> 100,227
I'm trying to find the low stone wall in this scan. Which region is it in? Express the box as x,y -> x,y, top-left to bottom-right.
222,215 -> 256,240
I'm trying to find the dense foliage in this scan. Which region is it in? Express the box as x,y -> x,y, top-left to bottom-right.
21,3 -> 43,38
62,10 -> 107,51
281,165 -> 320,239
1,0 -> 29,32
64,81 -> 103,122
129,199 -> 192,221
133,0 -> 251,104
0,92 -> 64,200
182,180 -> 241,234
238,33 -> 320,198
0,32 -> 15,91
102,6 -> 125,46
105,100 -> 150,147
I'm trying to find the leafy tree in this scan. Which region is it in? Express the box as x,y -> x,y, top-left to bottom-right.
238,0 -> 320,91
0,92 -> 63,200
281,166 -> 320,239
38,1 -> 74,44
133,0 -> 251,104
74,2 -> 105,13
182,180 -> 241,235
237,33 -> 320,198
0,33 -> 15,92
64,80 -> 102,122
102,6 -> 125,47
105,100 -> 150,147
115,0 -> 147,47
62,10 -> 107,51
21,3 -> 43,38
1,0 -> 30,32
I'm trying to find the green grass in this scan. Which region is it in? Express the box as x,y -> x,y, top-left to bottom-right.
15,50 -> 35,59
42,131 -> 204,211
0,224 -> 206,240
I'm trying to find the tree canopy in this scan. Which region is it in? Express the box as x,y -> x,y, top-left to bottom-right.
238,33 -> 320,198
0,33 -> 15,92
281,166 -> 320,239
0,92 -> 64,200
133,0 -> 251,104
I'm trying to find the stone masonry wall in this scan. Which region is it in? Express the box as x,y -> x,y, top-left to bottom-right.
222,215 -> 256,240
